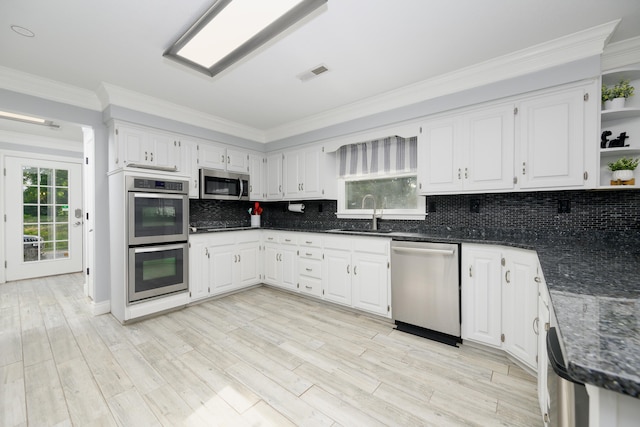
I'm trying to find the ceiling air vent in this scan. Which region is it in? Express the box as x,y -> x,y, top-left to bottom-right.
297,64 -> 329,82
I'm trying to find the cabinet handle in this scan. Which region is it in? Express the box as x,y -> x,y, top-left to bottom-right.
150,152 -> 153,162
305,268 -> 312,272
279,185 -> 282,193
305,285 -> 312,290
221,154 -> 225,162
505,270 -> 511,283
194,179 -> 198,188
457,168 -> 461,179
533,317 -> 539,335
464,167 -> 468,179
285,239 -> 291,242
227,156 -> 230,164
354,266 -> 357,275
298,183 -> 301,191
145,151 -> 148,161
301,183 -> 304,191
534,276 -> 541,283
347,265 -> 350,274
305,241 -> 312,244
305,252 -> 312,256
233,255 -> 237,263
522,161 -> 526,175
469,266 -> 473,277
249,184 -> 252,192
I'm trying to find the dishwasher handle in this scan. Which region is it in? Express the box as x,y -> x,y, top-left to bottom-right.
392,247 -> 456,256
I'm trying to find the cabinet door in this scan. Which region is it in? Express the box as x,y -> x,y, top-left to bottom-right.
283,151 -> 300,199
266,153 -> 284,200
418,117 -> 462,193
538,284 -> 551,424
264,244 -> 280,286
200,143 -> 227,170
352,252 -> 389,316
323,248 -> 352,306
227,148 -> 249,173
517,87 -> 586,189
180,139 -> 200,198
149,132 -> 177,170
302,148 -> 322,198
118,125 -> 150,167
281,245 -> 298,290
463,105 -> 515,191
461,244 -> 502,347
188,238 -> 210,301
236,242 -> 259,287
249,154 -> 265,200
209,244 -> 235,294
502,248 -> 539,371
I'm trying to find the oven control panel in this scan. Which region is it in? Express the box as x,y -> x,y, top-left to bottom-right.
127,177 -> 187,194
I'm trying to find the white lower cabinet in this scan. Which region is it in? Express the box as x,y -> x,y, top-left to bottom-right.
263,231 -> 298,291
188,231 -> 260,302
323,235 -> 391,317
461,244 -> 503,347
297,234 -> 323,297
461,244 -> 539,371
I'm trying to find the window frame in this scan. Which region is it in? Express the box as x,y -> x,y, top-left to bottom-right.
336,172 -> 426,220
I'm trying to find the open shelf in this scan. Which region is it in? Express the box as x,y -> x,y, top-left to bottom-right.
601,107 -> 640,122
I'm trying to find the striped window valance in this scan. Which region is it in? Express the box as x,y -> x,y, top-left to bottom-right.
337,135 -> 417,177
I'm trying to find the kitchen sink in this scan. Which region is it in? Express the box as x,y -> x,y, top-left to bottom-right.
329,228 -> 393,234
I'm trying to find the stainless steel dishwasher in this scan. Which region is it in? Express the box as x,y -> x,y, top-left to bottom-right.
391,241 -> 460,345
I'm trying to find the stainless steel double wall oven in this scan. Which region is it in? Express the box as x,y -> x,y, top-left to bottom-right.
127,176 -> 189,304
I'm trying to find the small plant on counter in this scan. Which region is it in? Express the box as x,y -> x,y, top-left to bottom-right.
607,157 -> 639,171
612,79 -> 635,99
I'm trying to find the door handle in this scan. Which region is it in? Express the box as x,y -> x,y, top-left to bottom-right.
73,221 -> 83,227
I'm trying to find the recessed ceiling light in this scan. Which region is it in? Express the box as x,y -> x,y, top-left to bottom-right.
10,25 -> 35,37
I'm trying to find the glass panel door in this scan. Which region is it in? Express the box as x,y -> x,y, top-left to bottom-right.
4,157 -> 82,281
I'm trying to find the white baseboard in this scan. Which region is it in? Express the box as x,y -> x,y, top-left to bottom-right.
91,300 -> 111,316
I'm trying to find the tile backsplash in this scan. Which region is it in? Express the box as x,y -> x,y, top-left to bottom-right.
190,189 -> 640,243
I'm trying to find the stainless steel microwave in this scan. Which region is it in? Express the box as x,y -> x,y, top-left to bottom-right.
199,168 -> 250,200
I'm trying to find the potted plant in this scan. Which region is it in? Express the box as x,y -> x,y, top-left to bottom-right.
602,83 -> 614,109
608,156 -> 639,183
609,79 -> 635,110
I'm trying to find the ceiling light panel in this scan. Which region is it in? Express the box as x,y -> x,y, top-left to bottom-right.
164,0 -> 327,77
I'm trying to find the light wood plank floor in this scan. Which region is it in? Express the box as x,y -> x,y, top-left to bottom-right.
0,273 -> 542,426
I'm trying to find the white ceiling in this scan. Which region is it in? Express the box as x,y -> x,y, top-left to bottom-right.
1,0 -> 640,141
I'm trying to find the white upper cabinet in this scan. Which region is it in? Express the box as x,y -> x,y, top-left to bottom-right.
179,138 -> 200,198
199,143 -> 249,173
418,81 -> 597,194
516,85 -> 591,189
463,104 -> 515,191
249,153 -> 266,200
111,122 -> 179,172
266,153 -> 284,200
418,116 -> 460,193
418,103 -> 515,194
283,146 -> 328,199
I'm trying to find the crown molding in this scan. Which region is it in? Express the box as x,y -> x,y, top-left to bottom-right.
97,83 -> 266,143
602,36 -> 640,71
0,66 -> 101,112
265,20 -> 619,142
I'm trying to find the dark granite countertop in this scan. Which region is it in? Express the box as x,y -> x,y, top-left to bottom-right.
190,226 -> 640,398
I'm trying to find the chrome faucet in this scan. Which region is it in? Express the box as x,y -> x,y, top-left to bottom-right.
361,194 -> 378,230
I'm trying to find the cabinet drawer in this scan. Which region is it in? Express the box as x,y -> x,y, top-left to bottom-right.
352,237 -> 390,255
298,277 -> 322,297
299,258 -> 322,279
299,247 -> 322,260
298,234 -> 322,247
280,234 -> 298,245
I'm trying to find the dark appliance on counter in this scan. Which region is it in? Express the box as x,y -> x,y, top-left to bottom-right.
127,176 -> 189,304
391,241 -> 461,346
199,168 -> 249,200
